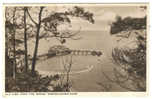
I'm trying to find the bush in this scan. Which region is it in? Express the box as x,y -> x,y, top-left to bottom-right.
5,70 -> 65,92
102,15 -> 147,91
110,23 -> 146,91
5,57 -> 14,77
110,16 -> 146,34
111,43 -> 146,91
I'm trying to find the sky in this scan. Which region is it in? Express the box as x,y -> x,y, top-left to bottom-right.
7,4 -> 147,32
38,4 -> 147,32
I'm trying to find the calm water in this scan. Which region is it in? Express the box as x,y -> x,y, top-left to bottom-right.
26,30 -> 116,56
34,30 -> 128,91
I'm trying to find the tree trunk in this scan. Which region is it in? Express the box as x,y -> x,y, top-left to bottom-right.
24,7 -> 28,72
5,24 -> 9,77
12,8 -> 17,79
66,72 -> 70,91
31,7 -> 44,74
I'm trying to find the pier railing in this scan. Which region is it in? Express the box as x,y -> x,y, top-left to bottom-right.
69,50 -> 102,56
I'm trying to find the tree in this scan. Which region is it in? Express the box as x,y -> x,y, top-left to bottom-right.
12,8 -> 17,79
99,15 -> 147,91
5,7 -> 18,78
26,7 -> 45,74
23,7 -> 28,72
5,7 -> 29,76
25,6 -> 95,74
41,6 -> 94,44
61,55 -> 73,91
110,16 -> 146,35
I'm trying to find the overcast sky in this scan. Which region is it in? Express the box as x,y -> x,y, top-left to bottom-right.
38,4 -> 147,32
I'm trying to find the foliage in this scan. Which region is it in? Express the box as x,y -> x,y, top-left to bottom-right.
99,34 -> 146,91
111,46 -> 146,91
108,15 -> 147,91
67,6 -> 94,24
110,16 -> 146,34
5,57 -> 14,77
42,6 -> 95,44
112,45 -> 146,78
5,6 -> 95,92
97,14 -> 147,91
5,70 -> 66,92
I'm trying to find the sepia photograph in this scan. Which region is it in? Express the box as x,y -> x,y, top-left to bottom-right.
4,4 -> 148,93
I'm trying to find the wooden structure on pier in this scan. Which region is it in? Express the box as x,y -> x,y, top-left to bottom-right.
70,50 -> 102,56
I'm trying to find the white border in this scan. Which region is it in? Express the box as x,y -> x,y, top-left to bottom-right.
0,0 -> 152,99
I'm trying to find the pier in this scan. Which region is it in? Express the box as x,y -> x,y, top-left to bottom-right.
70,50 -> 102,56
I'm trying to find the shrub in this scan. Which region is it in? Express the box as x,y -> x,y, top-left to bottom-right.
5,70 -> 65,92
110,16 -> 146,34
